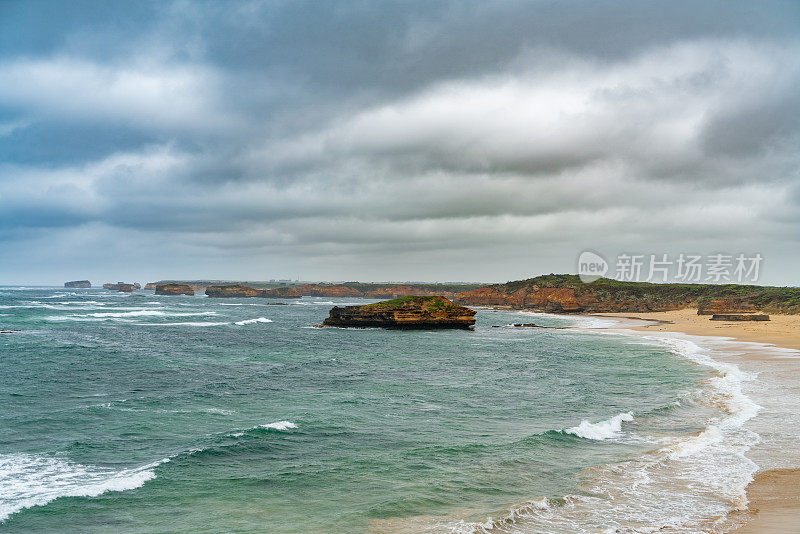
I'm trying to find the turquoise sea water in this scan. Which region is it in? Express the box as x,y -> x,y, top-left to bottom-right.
1,288 -> 751,533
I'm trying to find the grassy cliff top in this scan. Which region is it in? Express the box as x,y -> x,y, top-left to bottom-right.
493,274 -> 800,313
362,295 -> 464,312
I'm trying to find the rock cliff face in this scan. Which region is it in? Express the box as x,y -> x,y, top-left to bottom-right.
64,280 -> 91,288
322,296 -> 476,329
155,284 -> 195,296
261,287 -> 302,298
205,285 -> 264,298
298,284 -> 364,297
147,281 -> 209,291
455,274 -> 800,314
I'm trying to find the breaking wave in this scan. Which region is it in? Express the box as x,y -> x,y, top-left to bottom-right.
564,412 -> 634,441
234,317 -> 273,325
0,453 -> 168,522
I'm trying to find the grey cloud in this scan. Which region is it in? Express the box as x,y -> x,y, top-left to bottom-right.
1,1 -> 800,284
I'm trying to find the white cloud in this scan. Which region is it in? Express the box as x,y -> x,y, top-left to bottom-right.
0,56 -> 235,132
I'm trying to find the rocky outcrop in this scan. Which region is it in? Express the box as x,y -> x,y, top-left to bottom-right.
155,284 -> 194,296
146,281 -> 210,292
205,285 -> 264,298
322,295 -> 476,329
64,280 -> 91,288
710,314 -> 770,321
103,282 -> 137,292
261,287 -> 302,298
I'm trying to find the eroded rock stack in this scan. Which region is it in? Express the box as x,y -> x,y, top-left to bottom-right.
322,295 -> 476,329
103,282 -> 137,292
155,284 -> 195,296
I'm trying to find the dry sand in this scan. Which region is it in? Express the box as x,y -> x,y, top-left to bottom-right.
597,309 -> 800,533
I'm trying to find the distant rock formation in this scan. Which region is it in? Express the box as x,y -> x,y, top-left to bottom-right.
155,284 -> 194,296
103,282 -> 137,292
261,287 -> 302,298
205,285 -> 264,298
296,283 -> 475,299
322,295 -> 476,329
64,280 -> 91,288
298,284 -> 364,297
710,314 -> 770,321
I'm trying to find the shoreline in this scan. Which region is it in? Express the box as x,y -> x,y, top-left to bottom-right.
594,308 -> 800,533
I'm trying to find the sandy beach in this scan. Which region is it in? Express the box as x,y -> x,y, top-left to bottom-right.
597,309 -> 800,533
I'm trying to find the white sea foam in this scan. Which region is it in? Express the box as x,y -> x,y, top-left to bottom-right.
434,330 -> 764,533
234,317 -> 273,325
82,310 -> 214,318
260,421 -> 297,431
46,310 -> 216,321
565,412 -> 634,441
228,420 -> 298,438
0,453 -> 168,522
135,321 -> 230,327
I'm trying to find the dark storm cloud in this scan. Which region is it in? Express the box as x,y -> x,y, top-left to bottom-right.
0,0 -> 799,284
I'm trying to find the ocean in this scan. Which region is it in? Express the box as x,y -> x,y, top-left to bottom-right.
0,288 -> 763,532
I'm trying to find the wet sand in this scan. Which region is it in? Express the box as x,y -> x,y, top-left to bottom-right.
597,309 -> 800,533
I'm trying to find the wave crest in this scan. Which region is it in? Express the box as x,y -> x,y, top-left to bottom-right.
0,453 -> 168,522
234,317 -> 273,326
564,411 -> 634,441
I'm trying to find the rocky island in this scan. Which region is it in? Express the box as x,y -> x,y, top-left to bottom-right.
103,282 -> 139,292
155,284 -> 195,296
322,295 -> 476,329
64,280 -> 91,288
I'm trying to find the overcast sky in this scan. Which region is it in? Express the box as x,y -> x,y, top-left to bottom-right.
1,0 -> 799,285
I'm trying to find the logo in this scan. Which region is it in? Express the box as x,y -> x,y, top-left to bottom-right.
578,250 -> 608,283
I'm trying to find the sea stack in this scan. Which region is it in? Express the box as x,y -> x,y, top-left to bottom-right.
155,284 -> 195,296
103,282 -> 137,292
64,280 -> 91,288
322,295 -> 476,329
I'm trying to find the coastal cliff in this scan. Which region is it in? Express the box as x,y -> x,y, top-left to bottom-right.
298,283 -> 481,299
262,287 -> 302,298
64,280 -> 91,288
298,284 -> 364,297
205,285 -> 264,298
455,274 -> 800,314
155,284 -> 195,296
322,295 -> 476,329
